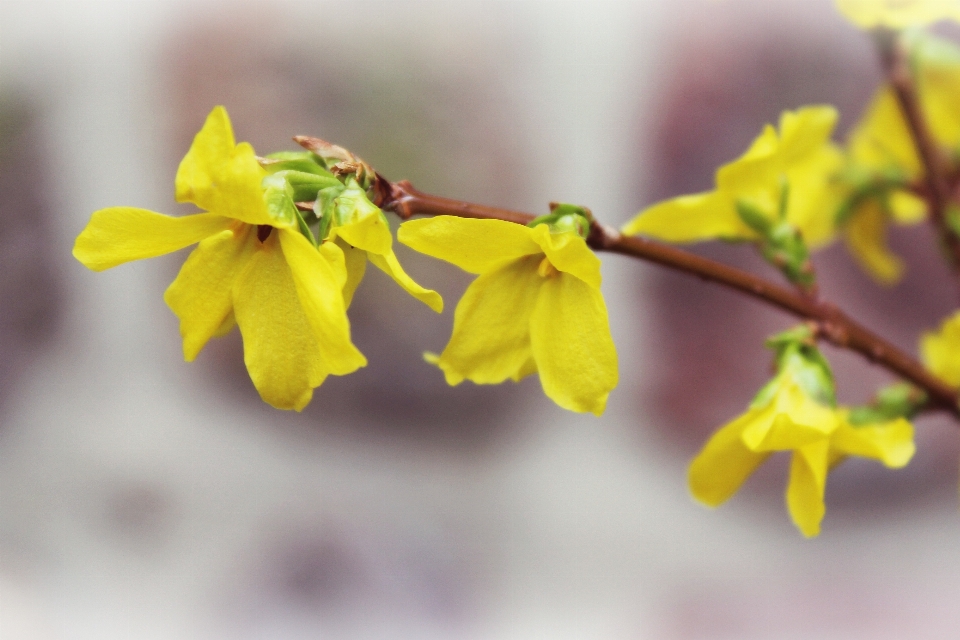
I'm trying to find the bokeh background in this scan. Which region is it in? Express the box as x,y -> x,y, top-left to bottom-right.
3,0 -> 960,638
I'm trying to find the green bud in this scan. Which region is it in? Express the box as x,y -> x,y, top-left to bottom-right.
764,325 -> 836,407
528,202 -> 592,239
262,151 -> 333,177
848,382 -> 928,425
270,169 -> 341,202
735,199 -> 773,236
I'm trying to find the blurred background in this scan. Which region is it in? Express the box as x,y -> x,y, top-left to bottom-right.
2,0 -> 960,637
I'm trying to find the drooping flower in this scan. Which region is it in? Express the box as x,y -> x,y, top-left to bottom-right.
398,213 -> 618,416
836,0 -> 960,29
689,333 -> 915,537
622,106 -> 844,249
920,310 -> 960,387
73,106 -> 366,411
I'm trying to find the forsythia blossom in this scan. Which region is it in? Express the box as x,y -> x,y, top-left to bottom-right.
398,213 -> 618,416
921,310 -> 960,387
836,0 -> 960,28
622,106 -> 843,249
838,32 -> 960,282
73,106 -> 369,411
689,333 -> 915,537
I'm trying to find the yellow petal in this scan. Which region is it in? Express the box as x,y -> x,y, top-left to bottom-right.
920,310 -> 960,387
784,144 -> 845,248
433,256 -> 542,385
332,212 -> 392,256
529,271 -> 618,415
398,216 -> 541,274
232,232 -> 329,411
279,229 -> 367,376
848,87 -> 922,176
73,208 -> 233,271
786,441 -> 830,537
688,410 -> 771,507
335,238 -> 367,309
621,191 -> 748,242
528,225 -> 602,289
368,250 -> 443,313
740,378 -> 837,451
174,106 -> 277,227
163,225 -> 258,361
844,200 -> 905,285
830,415 -> 916,468
889,190 -> 927,224
777,106 -> 840,165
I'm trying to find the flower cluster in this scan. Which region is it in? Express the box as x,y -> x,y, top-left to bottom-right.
74,107 -> 618,415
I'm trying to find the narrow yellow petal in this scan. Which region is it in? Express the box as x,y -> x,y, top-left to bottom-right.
844,200 -> 905,285
368,250 -> 443,313
830,416 -> 916,468
529,272 -> 618,415
335,238 -> 367,309
279,229 -> 367,376
786,441 -> 830,537
621,192 -> 749,242
164,225 -> 257,361
433,256 -> 542,385
689,410 -> 771,507
73,208 -> 232,271
529,225 -> 602,289
889,190 -> 927,224
777,106 -> 839,164
232,233 -> 328,411
398,216 -> 541,274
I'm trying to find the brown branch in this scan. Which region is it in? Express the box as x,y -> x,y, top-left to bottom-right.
877,29 -> 960,276
373,179 -> 960,419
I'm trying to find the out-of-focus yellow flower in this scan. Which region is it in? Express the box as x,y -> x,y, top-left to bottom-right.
398,216 -> 618,416
841,33 -> 960,283
73,106 -> 366,411
836,0 -> 960,29
622,106 -> 843,249
690,369 -> 914,537
920,310 -> 960,387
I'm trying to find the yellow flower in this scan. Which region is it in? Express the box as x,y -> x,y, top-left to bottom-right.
398,216 -> 618,415
840,33 -> 960,283
73,106 -> 366,411
622,106 -> 844,248
836,0 -> 960,29
920,310 -> 960,387
325,176 -> 442,312
690,375 -> 915,537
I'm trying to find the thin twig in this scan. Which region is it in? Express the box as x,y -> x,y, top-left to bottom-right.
371,178 -> 960,419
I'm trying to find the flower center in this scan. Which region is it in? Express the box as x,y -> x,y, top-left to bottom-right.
537,256 -> 559,278
257,225 -> 273,242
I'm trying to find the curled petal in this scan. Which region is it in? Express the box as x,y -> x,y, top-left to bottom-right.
164,225 -> 257,361
529,272 -> 618,415
73,208 -> 232,271
844,200 -> 905,285
333,214 -> 392,256
368,250 -> 443,313
433,256 -> 542,385
174,106 -> 277,227
336,238 -> 367,309
689,410 -> 771,507
399,216 -> 541,274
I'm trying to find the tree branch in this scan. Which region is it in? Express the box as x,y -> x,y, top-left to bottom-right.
373,178 -> 960,419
